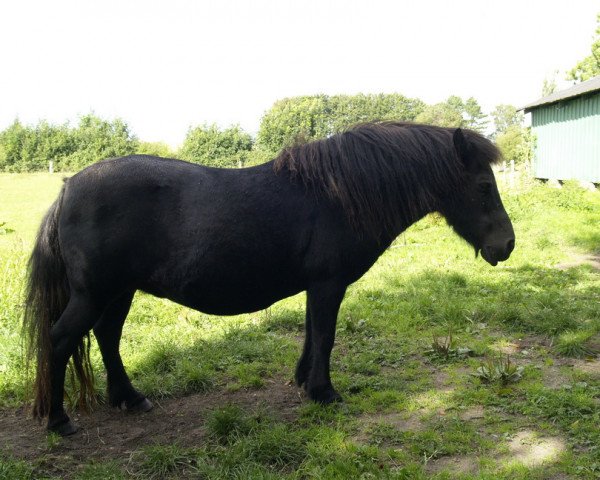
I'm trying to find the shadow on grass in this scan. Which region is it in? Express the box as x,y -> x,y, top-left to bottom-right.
120,259 -> 599,410
348,264 -> 596,336
571,230 -> 600,254
3,255 -> 596,416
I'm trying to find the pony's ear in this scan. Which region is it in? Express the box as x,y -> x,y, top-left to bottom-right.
453,128 -> 474,170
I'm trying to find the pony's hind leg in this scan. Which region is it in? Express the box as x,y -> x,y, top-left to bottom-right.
93,291 -> 153,412
47,294 -> 102,435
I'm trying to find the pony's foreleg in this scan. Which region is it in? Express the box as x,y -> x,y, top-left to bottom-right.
48,294 -> 101,435
93,291 -> 152,412
295,301 -> 312,387
305,282 -> 346,404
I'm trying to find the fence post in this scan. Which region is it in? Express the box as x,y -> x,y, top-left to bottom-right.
49,160 -> 54,174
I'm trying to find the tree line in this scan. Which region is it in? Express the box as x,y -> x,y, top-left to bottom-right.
0,94 -> 532,172
0,115 -> 138,172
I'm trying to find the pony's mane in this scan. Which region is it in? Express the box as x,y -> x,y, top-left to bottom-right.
273,122 -> 501,238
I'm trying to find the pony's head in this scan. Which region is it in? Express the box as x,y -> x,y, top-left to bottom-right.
273,122 -> 515,265
438,128 -> 515,266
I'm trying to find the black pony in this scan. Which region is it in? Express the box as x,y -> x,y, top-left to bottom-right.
24,122 -> 515,435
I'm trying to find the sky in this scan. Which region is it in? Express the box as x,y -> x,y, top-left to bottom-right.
0,0 -> 598,147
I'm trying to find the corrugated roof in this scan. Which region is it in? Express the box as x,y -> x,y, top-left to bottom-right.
521,75 -> 600,112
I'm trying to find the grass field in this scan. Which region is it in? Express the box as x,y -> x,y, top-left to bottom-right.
0,171 -> 599,479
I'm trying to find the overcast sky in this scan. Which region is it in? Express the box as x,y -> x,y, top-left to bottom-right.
0,0 -> 597,146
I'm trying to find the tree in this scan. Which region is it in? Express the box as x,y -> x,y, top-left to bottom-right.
0,119 -> 74,172
327,93 -> 424,134
256,96 -> 330,154
137,141 -> 174,158
463,97 -> 488,132
0,120 -> 30,171
490,104 -> 532,166
415,96 -> 487,132
541,71 -> 558,97
415,101 -> 464,128
490,104 -> 523,138
257,93 -> 424,154
179,124 -> 253,168
567,13 -> 600,82
63,114 -> 139,170
495,125 -> 534,165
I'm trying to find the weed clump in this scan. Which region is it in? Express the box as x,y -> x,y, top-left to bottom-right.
426,334 -> 473,361
472,356 -> 524,385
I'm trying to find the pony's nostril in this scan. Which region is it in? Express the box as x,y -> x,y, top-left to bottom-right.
506,238 -> 515,254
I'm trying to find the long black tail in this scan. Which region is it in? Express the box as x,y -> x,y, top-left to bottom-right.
23,182 -> 95,418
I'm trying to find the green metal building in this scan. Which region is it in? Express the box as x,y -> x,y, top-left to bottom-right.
522,75 -> 600,184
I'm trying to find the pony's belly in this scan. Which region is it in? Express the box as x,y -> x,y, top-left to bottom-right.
174,297 -> 278,316
142,277 -> 304,316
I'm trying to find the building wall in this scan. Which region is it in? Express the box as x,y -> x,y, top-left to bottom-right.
531,92 -> 600,183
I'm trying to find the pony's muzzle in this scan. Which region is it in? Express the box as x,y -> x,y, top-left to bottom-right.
505,238 -> 515,256
481,237 -> 515,266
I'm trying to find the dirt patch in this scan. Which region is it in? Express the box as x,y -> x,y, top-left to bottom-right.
515,335 -> 553,351
541,365 -> 572,390
351,410 -> 426,446
377,412 -> 425,432
0,379 -> 303,470
556,253 -> 600,271
490,335 -> 552,356
432,369 -> 453,393
425,454 -> 480,475
490,341 -> 520,355
363,411 -> 425,432
572,357 -> 600,377
425,429 -> 567,475
459,405 -> 485,421
534,355 -> 600,388
431,365 -> 471,392
502,430 -> 566,467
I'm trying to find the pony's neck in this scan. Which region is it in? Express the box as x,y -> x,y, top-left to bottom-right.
382,198 -> 437,244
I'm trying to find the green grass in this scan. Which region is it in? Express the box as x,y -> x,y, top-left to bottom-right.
0,454 -> 35,480
206,404 -> 259,443
554,330 -> 597,358
132,444 -> 197,479
1,172 -> 599,479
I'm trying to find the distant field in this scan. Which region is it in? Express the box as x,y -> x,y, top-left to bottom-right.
0,172 -> 599,479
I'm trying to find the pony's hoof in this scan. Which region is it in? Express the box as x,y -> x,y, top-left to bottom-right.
319,391 -> 343,405
135,398 -> 154,412
49,419 -> 78,437
307,385 -> 343,404
122,397 -> 154,413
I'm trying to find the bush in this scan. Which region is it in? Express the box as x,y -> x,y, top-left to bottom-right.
179,124 -> 253,168
495,125 -> 534,165
0,114 -> 138,172
136,141 -> 175,158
